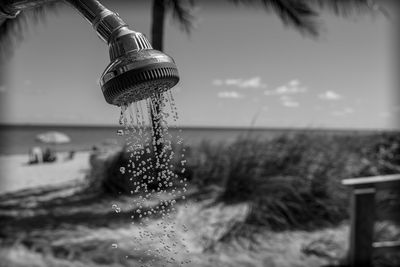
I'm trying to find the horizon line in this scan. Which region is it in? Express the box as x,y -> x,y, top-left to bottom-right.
0,123 -> 399,132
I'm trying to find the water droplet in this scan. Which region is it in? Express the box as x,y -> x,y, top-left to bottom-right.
111,204 -> 121,213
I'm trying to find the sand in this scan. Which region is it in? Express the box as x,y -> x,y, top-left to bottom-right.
0,151 -> 91,195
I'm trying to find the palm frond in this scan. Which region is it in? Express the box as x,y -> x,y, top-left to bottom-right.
229,0 -> 320,36
311,0 -> 371,17
165,0 -> 196,34
0,1 -> 61,63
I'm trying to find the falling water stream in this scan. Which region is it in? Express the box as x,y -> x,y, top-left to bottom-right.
113,91 -> 190,266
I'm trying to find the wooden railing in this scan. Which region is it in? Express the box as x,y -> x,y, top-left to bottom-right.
342,174 -> 400,267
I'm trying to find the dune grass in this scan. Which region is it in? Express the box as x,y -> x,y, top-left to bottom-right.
183,132 -> 399,231
88,131 -> 400,230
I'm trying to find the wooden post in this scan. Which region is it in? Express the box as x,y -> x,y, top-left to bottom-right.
343,174 -> 400,266
349,187 -> 375,267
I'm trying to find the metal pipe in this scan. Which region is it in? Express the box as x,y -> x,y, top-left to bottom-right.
66,0 -> 129,43
1,0 -> 132,43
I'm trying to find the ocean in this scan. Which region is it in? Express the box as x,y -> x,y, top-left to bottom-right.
0,124 -> 384,155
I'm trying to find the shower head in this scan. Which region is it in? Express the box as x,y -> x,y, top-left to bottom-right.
67,0 -> 180,106
0,0 -> 180,106
100,31 -> 179,106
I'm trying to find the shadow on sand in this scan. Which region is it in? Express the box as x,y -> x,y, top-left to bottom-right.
0,181 -> 180,242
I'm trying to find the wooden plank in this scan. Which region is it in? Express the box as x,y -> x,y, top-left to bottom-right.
373,240 -> 400,254
349,187 -> 375,267
342,174 -> 400,190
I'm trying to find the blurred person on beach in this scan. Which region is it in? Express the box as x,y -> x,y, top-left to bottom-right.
65,150 -> 75,161
28,146 -> 43,164
43,147 -> 57,163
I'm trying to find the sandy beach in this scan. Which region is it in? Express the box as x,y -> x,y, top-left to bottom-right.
0,151 -> 91,195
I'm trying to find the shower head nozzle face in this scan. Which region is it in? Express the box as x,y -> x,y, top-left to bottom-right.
100,32 -> 179,106
101,60 -> 179,105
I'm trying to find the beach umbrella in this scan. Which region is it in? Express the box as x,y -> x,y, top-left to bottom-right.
35,131 -> 71,145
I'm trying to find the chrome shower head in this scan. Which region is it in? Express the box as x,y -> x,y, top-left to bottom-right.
66,0 -> 179,106
100,31 -> 179,106
0,0 -> 180,106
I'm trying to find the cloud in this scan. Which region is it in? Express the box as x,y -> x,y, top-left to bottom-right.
217,91 -> 244,99
212,76 -> 266,89
283,101 -> 299,107
276,85 -> 307,94
240,77 -> 266,88
225,79 -> 241,86
331,107 -> 354,116
288,79 -> 300,87
319,90 -> 341,100
280,96 -> 299,108
264,79 -> 307,96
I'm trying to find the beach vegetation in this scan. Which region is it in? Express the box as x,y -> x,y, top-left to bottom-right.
92,131 -> 400,231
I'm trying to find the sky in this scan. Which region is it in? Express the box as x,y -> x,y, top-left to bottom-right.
0,0 -> 398,129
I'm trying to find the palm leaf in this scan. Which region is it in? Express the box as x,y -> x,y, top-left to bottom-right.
165,0 -> 196,34
229,0 -> 320,36
311,0 -> 371,17
0,1 -> 61,62
313,0 -> 392,22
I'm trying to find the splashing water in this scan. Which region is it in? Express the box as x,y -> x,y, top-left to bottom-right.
112,204 -> 121,213
115,90 -> 190,266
